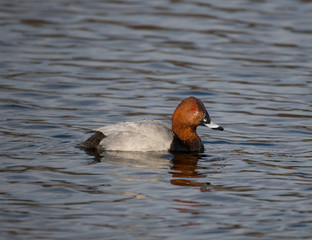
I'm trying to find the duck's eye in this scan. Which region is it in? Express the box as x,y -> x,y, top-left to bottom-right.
202,113 -> 210,124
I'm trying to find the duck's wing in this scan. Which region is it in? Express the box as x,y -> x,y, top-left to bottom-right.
97,120 -> 173,152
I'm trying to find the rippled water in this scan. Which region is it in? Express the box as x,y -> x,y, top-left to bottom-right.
1,0 -> 312,239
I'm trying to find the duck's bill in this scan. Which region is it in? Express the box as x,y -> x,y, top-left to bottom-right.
204,121 -> 224,131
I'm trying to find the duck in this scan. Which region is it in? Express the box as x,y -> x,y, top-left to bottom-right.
80,96 -> 223,153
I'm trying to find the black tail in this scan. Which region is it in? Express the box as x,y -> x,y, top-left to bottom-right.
78,131 -> 105,149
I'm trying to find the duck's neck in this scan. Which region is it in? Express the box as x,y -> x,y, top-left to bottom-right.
172,125 -> 202,149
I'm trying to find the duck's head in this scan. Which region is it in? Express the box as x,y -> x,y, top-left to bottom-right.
172,96 -> 224,132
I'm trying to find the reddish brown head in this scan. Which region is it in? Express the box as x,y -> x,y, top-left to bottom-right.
171,97 -> 223,151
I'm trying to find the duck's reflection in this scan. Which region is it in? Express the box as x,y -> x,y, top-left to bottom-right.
85,149 -> 171,169
84,149 -> 213,191
169,153 -> 209,191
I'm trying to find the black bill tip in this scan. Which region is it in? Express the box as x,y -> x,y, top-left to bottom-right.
212,126 -> 224,131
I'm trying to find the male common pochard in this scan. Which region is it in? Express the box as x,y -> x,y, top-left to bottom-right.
80,96 -> 223,153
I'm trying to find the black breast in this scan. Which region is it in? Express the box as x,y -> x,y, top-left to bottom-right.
169,134 -> 204,153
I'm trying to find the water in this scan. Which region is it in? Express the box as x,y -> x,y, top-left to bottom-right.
1,0 -> 312,239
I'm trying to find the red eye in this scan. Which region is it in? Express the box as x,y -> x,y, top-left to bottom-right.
191,107 -> 196,111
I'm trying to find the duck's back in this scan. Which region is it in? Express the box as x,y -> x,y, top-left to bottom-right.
95,120 -> 173,152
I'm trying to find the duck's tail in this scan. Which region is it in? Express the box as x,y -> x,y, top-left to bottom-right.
78,131 -> 105,149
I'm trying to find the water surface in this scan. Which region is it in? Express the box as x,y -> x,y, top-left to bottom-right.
1,0 -> 312,239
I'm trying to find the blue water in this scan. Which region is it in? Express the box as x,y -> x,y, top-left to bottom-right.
1,0 -> 312,239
